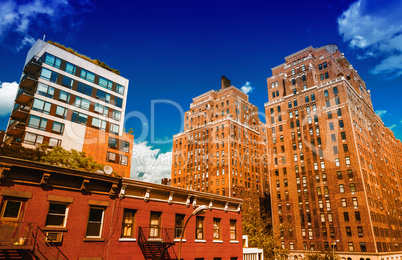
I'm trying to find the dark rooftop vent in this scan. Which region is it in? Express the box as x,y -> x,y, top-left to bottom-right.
221,75 -> 231,89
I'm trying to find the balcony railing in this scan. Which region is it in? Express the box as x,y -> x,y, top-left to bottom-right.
19,73 -> 38,89
0,221 -> 35,247
23,55 -> 42,75
10,104 -> 30,121
15,88 -> 34,105
6,120 -> 26,136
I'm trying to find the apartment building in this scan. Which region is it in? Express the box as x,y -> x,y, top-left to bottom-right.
0,156 -> 243,260
171,77 -> 269,198
265,44 -> 402,258
4,39 -> 133,177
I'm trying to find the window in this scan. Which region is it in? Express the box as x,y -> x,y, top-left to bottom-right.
348,242 -> 354,252
32,98 -> 51,114
65,62 -> 76,75
339,185 -> 345,193
350,183 -> 356,192
62,76 -> 73,88
98,76 -> 113,90
352,197 -> 358,208
344,212 -> 349,222
320,74 -> 324,80
114,97 -> 123,108
74,97 -> 90,111
55,106 -> 67,118
80,69 -> 95,83
116,84 -> 124,95
339,120 -> 344,128
77,82 -> 93,96
318,64 -> 323,70
94,103 -> 109,116
329,122 -> 334,130
96,90 -> 111,103
335,158 -> 340,166
40,68 -> 58,83
36,83 -> 54,98
149,212 -> 161,238
196,216 -> 204,239
52,121 -> 64,135
325,72 -> 329,79
175,214 -> 185,238
341,198 -> 347,207
106,152 -> 117,162
44,53 -> 61,68
120,140 -> 130,152
229,220 -> 237,240
46,203 -> 68,227
24,132 -> 44,145
59,90 -> 70,103
333,87 -> 338,95
28,115 -> 47,130
92,118 -> 107,131
326,100 -> 330,107
71,112 -> 88,125
49,138 -> 61,147
121,209 -> 136,238
337,171 -> 343,180
327,111 -> 332,119
86,207 -> 104,237
113,110 -> 121,121
1,199 -> 23,220
119,155 -> 128,166
337,108 -> 342,116
213,218 -> 221,239
345,157 -> 351,166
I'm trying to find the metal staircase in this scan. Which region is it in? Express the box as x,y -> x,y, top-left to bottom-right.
138,227 -> 177,260
0,221 -> 68,260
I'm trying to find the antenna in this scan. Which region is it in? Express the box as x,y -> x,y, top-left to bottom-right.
43,34 -> 46,41
103,165 -> 113,175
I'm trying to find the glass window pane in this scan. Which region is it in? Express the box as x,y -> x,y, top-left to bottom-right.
3,201 -> 22,218
40,68 -> 52,80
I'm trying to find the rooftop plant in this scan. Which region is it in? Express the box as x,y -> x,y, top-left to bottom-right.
47,40 -> 121,75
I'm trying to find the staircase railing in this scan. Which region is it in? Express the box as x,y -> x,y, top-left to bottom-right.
32,226 -> 68,260
138,226 -> 177,260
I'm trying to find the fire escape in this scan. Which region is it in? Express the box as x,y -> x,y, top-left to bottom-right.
138,227 -> 177,260
0,221 -> 68,260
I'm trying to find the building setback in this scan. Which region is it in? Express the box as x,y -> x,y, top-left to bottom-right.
171,77 -> 269,198
265,44 -> 402,258
4,39 -> 133,177
0,156 -> 243,260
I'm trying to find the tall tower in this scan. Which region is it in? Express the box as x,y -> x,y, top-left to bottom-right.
265,45 -> 402,256
4,40 -> 133,177
171,78 -> 268,198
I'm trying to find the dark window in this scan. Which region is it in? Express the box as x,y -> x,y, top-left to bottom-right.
311,93 -> 315,101
292,79 -> 296,85
62,76 -> 73,88
86,207 -> 104,237
77,82 -> 93,96
46,203 -> 67,227
337,108 -> 342,116
339,120 -> 344,128
341,132 -> 346,140
115,97 -> 123,108
305,96 -> 309,103
325,72 -> 329,79
355,211 -> 361,221
302,75 -> 306,81
175,214 -> 185,238
333,87 -> 338,95
71,111 -> 88,125
344,212 -> 349,222
343,144 -> 349,152
327,111 -> 332,119
323,62 -> 327,68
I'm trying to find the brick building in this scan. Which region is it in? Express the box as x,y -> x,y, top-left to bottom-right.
171,77 -> 269,198
3,39 -> 133,177
0,156 -> 243,260
265,44 -> 402,258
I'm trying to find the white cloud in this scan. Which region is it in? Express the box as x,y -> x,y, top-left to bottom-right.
130,142 -> 172,184
389,124 -> 397,130
0,0 -> 92,52
0,82 -> 18,116
375,109 -> 387,117
338,0 -> 402,78
241,81 -> 254,94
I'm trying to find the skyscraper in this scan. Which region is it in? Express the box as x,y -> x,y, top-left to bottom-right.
171,77 -> 269,198
4,39 -> 133,177
265,44 -> 402,256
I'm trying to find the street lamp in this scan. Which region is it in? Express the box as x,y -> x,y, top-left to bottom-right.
178,205 -> 208,260
332,240 -> 340,260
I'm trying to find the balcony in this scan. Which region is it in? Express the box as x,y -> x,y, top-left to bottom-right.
15,88 -> 34,105
138,226 -> 177,260
6,120 -> 26,136
19,73 -> 38,89
23,56 -> 42,75
10,104 -> 30,121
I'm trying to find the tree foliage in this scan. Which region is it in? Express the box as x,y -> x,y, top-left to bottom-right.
242,194 -> 288,260
303,250 -> 341,260
1,144 -> 104,173
40,145 -> 104,172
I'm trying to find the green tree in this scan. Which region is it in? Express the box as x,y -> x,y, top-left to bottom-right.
303,250 -> 340,260
40,146 -> 104,172
242,194 -> 288,260
0,144 -> 46,161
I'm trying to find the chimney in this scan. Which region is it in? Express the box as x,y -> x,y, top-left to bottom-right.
221,75 -> 231,89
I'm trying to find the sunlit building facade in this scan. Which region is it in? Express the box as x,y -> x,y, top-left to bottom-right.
4,39 -> 133,177
265,44 -> 402,258
171,77 -> 269,198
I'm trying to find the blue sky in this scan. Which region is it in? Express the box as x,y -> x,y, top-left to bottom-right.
0,0 -> 402,181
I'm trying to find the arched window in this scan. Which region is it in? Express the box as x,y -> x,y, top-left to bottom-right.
302,75 -> 306,81
311,93 -> 315,101
333,87 -> 338,95
305,96 -> 309,103
277,106 -> 281,112
324,90 -> 329,97
292,79 -> 296,85
270,108 -> 274,114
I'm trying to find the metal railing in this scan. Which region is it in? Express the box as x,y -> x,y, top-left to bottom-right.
138,226 -> 177,260
0,221 -> 68,260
